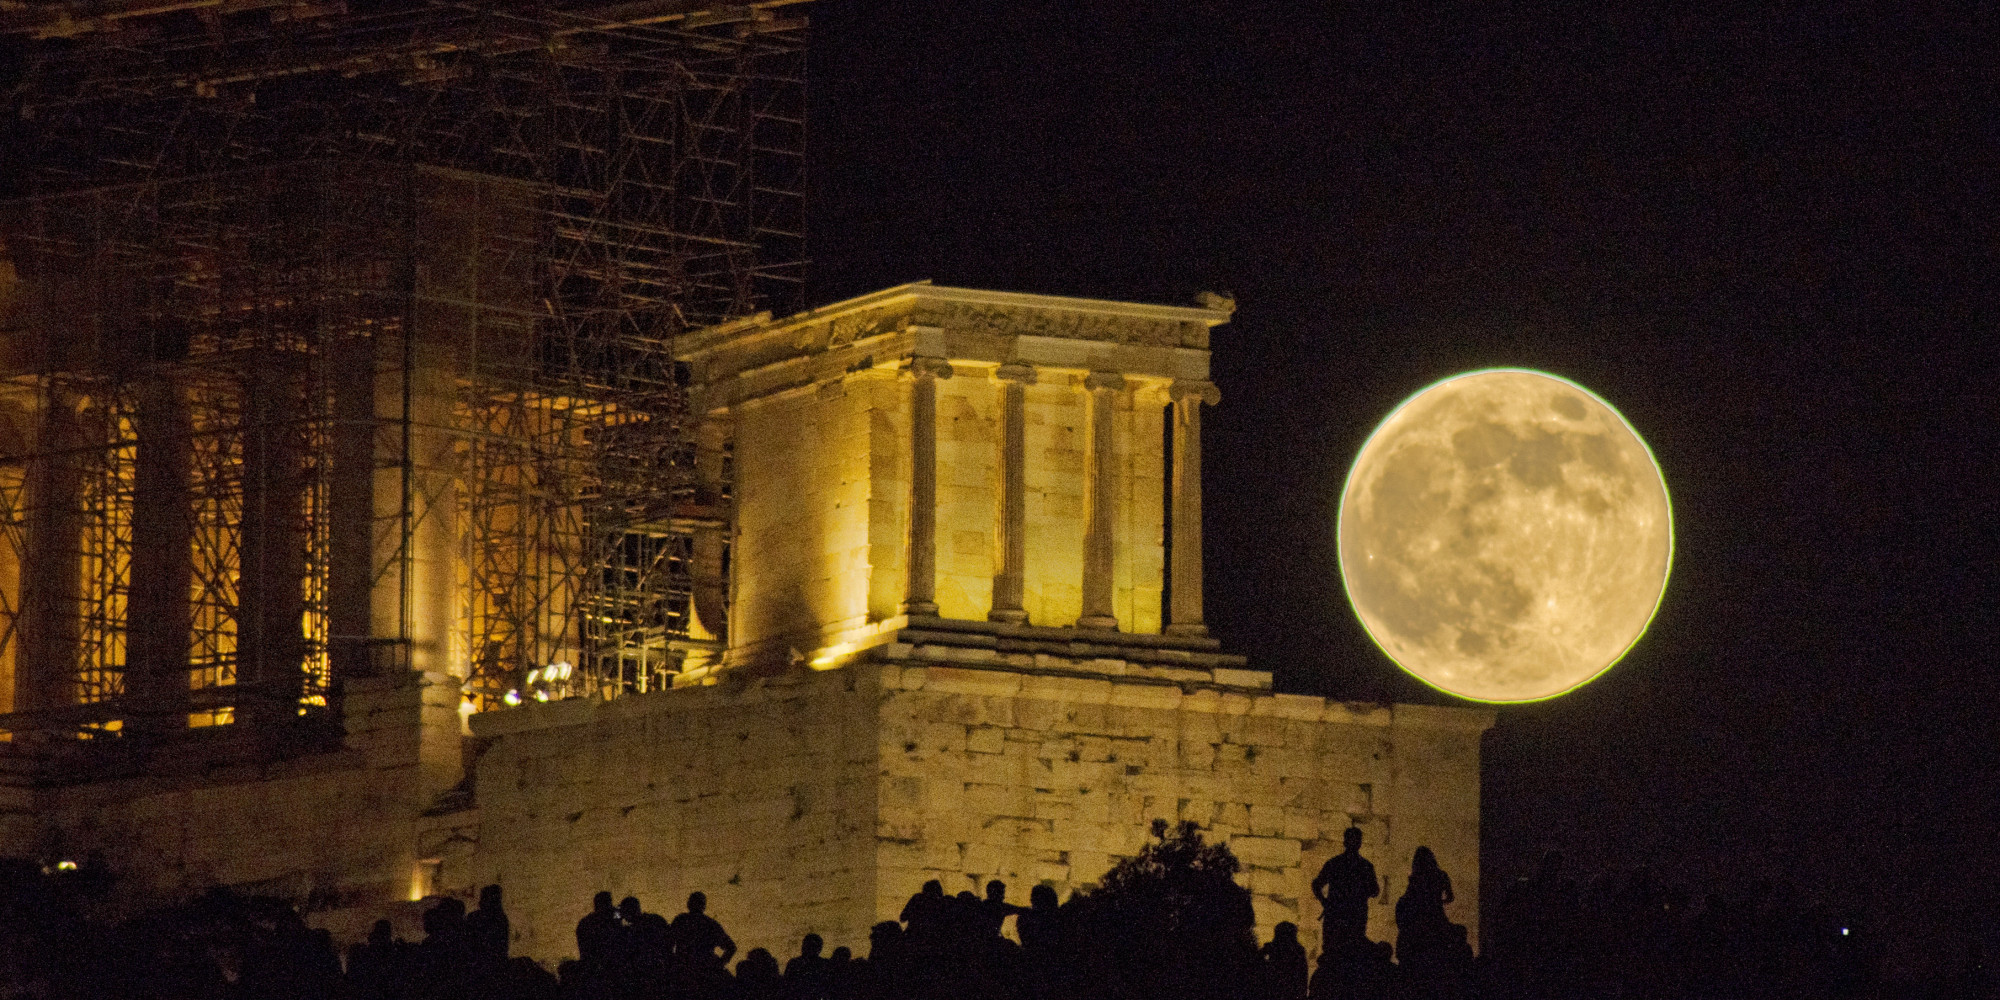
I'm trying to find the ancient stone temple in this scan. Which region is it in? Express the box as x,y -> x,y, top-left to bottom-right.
0,279 -> 1491,966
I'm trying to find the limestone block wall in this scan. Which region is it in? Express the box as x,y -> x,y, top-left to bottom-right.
732,379 -> 892,652
0,671 -> 464,940
1022,380 -> 1086,626
870,662 -> 1491,960
934,371 -> 998,621
460,667 -> 882,966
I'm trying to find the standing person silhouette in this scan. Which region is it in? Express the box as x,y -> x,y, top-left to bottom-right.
1312,827 -> 1380,950
670,891 -> 736,969
576,891 -> 620,971
1395,846 -> 1455,964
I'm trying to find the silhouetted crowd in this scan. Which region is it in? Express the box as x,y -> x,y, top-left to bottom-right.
0,821 -> 1981,1000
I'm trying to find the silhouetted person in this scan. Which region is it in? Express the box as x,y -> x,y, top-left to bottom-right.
784,933 -> 830,999
900,880 -> 946,946
950,890 -> 982,945
464,883 -> 509,966
737,947 -> 784,1000
672,891 -> 737,968
1312,827 -> 1379,949
1260,921 -> 1308,1000
1394,846 -> 1456,967
977,880 -> 1018,940
577,890 -> 621,970
622,895 -> 673,972
1016,883 -> 1062,957
346,918 -> 401,999
414,897 -> 469,999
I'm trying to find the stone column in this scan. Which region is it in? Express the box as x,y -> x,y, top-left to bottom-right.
988,363 -> 1035,625
1078,371 -> 1124,630
1166,380 -> 1222,637
903,356 -> 953,617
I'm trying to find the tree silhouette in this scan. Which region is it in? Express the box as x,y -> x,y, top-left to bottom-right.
1069,819 -> 1259,1000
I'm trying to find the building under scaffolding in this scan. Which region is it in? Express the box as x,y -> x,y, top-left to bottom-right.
0,0 -> 805,745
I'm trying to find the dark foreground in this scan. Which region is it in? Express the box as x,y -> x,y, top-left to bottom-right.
0,822 -> 1978,1000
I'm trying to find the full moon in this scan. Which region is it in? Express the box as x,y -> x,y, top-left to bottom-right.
1338,369 -> 1672,702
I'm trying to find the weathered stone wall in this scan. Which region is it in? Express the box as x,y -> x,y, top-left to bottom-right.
1022,380 -> 1087,627
0,671 -> 464,940
731,381 -> 886,652
1,658 -> 1488,970
461,659 -> 1488,965
459,667 -> 883,966
870,661 -> 1489,957
934,371 -> 999,621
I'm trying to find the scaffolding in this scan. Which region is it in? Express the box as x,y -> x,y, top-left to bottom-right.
0,1 -> 799,739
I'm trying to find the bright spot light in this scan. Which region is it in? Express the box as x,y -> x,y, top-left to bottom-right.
809,643 -> 854,669
55,860 -> 76,872
1841,928 -> 1849,936
503,690 -> 522,707
533,690 -> 550,703
525,668 -> 542,685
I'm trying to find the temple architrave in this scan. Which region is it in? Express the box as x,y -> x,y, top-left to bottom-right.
0,279 -> 1492,966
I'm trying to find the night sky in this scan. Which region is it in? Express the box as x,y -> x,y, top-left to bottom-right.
807,2 -> 1996,977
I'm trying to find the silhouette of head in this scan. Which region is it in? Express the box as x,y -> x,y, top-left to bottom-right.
831,946 -> 851,963
868,921 -> 902,959
1412,846 -> 1439,875
1031,884 -> 1058,910
922,879 -> 942,897
986,880 -> 1007,903
687,891 -> 707,914
369,919 -> 394,947
801,933 -> 822,957
480,884 -> 502,909
593,891 -> 614,913
738,947 -> 779,981
1274,921 -> 1298,943
1344,827 -> 1364,852
619,896 -> 642,921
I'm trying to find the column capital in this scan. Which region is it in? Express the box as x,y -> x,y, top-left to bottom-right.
1083,370 -> 1127,393
907,355 -> 955,380
993,362 -> 1038,385
1171,379 -> 1221,405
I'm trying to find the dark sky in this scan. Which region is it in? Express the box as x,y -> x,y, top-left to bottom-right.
807,1 -> 1998,977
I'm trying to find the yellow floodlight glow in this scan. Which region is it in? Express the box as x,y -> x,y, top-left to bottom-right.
809,642 -> 855,669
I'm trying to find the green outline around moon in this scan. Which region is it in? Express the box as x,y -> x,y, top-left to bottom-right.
1337,368 -> 1674,704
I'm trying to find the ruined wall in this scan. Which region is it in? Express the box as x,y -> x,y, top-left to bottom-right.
871,661 -> 1490,958
731,376 -> 900,656
0,672 -> 463,939
460,666 -> 883,966
462,659 -> 1489,965
934,371 -> 998,621
0,655 -> 1487,969
1021,380 -> 1086,627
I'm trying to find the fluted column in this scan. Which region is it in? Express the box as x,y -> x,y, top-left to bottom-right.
904,356 -> 953,617
1078,371 -> 1124,630
988,364 -> 1035,624
1166,380 -> 1221,637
